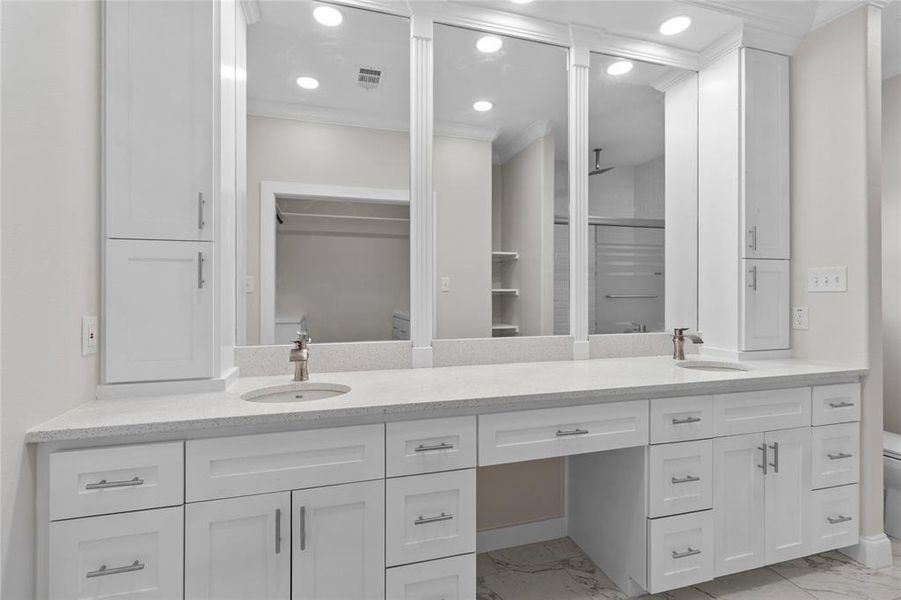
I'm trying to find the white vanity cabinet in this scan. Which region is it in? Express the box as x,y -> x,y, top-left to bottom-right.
741,259 -> 791,351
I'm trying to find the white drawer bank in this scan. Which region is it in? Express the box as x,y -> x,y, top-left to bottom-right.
37,383 -> 860,599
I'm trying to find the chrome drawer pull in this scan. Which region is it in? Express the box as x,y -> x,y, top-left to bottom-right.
198,192 -> 206,229
299,506 -> 306,551
827,515 -> 853,525
671,475 -> 701,485
757,444 -> 768,475
556,428 -> 589,437
672,416 -> 702,425
769,442 -> 780,473
828,401 -> 854,408
414,442 -> 454,453
414,512 -> 454,525
275,508 -> 282,554
827,452 -> 853,460
672,547 -> 701,560
86,560 -> 145,578
85,476 -> 143,490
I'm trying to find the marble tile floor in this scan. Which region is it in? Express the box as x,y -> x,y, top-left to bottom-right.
477,537 -> 901,600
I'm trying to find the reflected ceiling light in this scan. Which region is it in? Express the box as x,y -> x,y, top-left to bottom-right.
473,100 -> 493,112
659,15 -> 692,36
296,76 -> 320,89
606,60 -> 633,76
477,35 -> 503,53
313,5 -> 343,27
510,0 -> 533,4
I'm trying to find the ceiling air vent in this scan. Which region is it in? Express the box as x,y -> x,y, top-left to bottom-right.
356,66 -> 383,90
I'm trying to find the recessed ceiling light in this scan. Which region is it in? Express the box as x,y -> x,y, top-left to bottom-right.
606,60 -> 633,76
477,35 -> 503,53
313,5 -> 343,27
659,15 -> 692,36
473,100 -> 493,112
296,76 -> 320,90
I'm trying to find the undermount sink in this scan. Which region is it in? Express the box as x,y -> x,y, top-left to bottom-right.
242,382 -> 351,403
676,360 -> 750,373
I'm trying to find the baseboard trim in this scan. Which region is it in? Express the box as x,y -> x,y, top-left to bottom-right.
96,367 -> 240,399
839,533 -> 893,568
476,517 -> 567,553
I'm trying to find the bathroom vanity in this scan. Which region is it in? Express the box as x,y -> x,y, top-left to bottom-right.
29,357 -> 863,599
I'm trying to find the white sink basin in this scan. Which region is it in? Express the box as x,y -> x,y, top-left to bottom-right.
676,360 -> 750,373
242,382 -> 351,403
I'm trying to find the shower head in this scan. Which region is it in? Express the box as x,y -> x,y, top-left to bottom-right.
589,148 -> 614,176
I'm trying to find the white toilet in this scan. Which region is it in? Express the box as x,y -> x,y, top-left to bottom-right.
884,430 -> 901,538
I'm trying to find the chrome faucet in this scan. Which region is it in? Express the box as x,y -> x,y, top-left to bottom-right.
290,332 -> 311,382
672,328 -> 703,360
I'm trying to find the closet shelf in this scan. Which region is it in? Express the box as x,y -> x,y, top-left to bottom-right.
491,288 -> 519,296
492,251 -> 519,263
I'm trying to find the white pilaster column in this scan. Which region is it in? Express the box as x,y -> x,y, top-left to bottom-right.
568,47 -> 590,359
410,15 -> 434,368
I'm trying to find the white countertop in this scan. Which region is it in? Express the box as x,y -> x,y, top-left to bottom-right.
26,356 -> 866,443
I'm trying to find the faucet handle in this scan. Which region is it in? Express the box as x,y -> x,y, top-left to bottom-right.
674,328 -> 689,337
294,331 -> 311,348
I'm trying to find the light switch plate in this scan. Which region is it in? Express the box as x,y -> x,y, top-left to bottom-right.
807,266 -> 847,293
440,277 -> 451,293
245,276 -> 255,293
82,316 -> 98,356
792,306 -> 809,330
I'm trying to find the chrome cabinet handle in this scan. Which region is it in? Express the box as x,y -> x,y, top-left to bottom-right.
758,444 -> 768,475
748,225 -> 758,251
827,515 -> 853,525
672,416 -> 701,425
198,192 -> 206,229
299,506 -> 306,551
769,442 -> 780,473
748,266 -> 758,291
556,428 -> 589,437
86,560 -> 145,578
672,547 -> 701,560
275,509 -> 282,554
414,512 -> 454,525
829,401 -> 854,408
414,442 -> 454,453
197,252 -> 205,289
85,476 -> 143,490
827,452 -> 853,460
671,475 -> 701,485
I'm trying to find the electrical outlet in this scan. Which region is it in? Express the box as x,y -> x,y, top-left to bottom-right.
807,266 -> 847,293
82,316 -> 98,356
792,306 -> 809,330
440,277 -> 451,293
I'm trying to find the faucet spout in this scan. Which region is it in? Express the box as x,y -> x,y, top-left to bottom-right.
672,328 -> 703,361
289,332 -> 311,382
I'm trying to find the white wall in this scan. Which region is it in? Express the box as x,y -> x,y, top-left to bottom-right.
791,5 -> 883,538
0,2 -> 101,597
884,73 -> 901,434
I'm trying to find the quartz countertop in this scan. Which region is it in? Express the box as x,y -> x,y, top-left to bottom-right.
26,356 -> 866,443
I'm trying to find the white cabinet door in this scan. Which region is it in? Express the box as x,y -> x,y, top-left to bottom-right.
185,493 -> 290,600
764,427 -> 811,564
106,240 -> 214,382
713,433 -> 765,577
105,0 -> 214,241
741,259 -> 789,351
292,480 -> 384,600
741,49 -> 789,260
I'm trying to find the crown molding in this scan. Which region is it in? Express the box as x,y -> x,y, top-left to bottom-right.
494,119 -> 554,165
698,22 -> 799,69
674,0 -> 810,37
699,26 -> 743,68
571,24 -> 699,71
653,68 -> 696,92
810,0 -> 877,31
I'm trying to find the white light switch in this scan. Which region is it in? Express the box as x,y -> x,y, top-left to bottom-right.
440,277 -> 451,293
82,316 -> 98,356
792,306 -> 809,330
807,266 -> 847,293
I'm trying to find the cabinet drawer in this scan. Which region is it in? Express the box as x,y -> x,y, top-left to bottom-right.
647,510 -> 714,594
812,384 -> 861,425
49,506 -> 184,600
386,469 -> 476,567
478,401 -> 648,466
650,396 -> 714,444
809,484 -> 859,553
713,387 -> 810,436
387,416 -> 476,477
649,440 -> 713,518
49,441 -> 184,521
186,424 -> 384,501
386,554 -> 476,600
811,423 -> 859,489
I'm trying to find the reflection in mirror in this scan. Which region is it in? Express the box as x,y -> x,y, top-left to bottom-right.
433,25 -> 568,339
587,54 -> 687,334
245,3 -> 409,345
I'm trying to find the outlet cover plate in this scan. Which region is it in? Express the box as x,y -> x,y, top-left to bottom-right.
792,306 -> 809,330
82,316 -> 98,356
807,266 -> 847,293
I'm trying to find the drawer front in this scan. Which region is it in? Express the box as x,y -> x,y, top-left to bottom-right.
49,506 -> 184,600
812,383 -> 861,425
809,484 -> 859,553
650,396 -> 714,444
387,416 -> 476,477
648,510 -> 714,594
478,400 -> 649,466
49,441 -> 184,521
386,469 -> 476,567
713,387 -> 811,436
811,423 -> 859,489
648,440 -> 713,518
186,424 -> 384,502
386,554 -> 476,600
